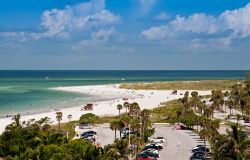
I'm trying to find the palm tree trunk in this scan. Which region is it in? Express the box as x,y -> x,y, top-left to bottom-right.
115,129 -> 117,140
58,121 -> 61,131
120,129 -> 121,139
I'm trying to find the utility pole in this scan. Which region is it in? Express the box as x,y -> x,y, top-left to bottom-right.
140,116 -> 142,140
128,124 -> 131,147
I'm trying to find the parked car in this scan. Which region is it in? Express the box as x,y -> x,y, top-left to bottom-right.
192,146 -> 210,153
138,151 -> 159,159
142,148 -> 159,155
149,137 -> 165,143
143,144 -> 163,151
190,156 -> 206,160
81,130 -> 97,137
190,151 -> 211,160
136,153 -> 157,160
192,145 -> 205,150
146,143 -> 163,148
81,134 -> 97,139
84,136 -> 96,143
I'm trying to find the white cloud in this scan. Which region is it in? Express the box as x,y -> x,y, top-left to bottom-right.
139,0 -> 157,15
72,28 -> 116,50
154,12 -> 170,20
141,25 -> 170,40
91,28 -> 116,41
219,3 -> 250,37
142,3 -> 250,40
41,8 -> 71,36
41,0 -> 120,38
142,13 -> 219,40
169,14 -> 218,34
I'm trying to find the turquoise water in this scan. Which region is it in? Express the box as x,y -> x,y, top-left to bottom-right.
0,70 -> 248,117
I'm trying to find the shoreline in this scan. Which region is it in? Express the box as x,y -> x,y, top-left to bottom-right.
0,84 -> 211,133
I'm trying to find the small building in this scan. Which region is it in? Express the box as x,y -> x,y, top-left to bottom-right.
82,103 -> 93,111
172,90 -> 177,95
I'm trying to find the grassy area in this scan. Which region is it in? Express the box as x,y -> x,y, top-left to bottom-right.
52,100 -> 181,139
51,116 -> 121,139
151,100 -> 182,123
51,121 -> 78,139
97,115 -> 120,123
120,80 -> 242,90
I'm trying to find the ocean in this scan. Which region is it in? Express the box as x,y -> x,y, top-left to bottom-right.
0,70 -> 248,117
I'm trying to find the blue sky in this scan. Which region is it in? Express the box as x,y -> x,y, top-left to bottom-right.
0,0 -> 250,70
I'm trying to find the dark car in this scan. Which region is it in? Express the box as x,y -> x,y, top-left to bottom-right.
143,144 -> 163,151
190,155 -> 206,160
192,146 -> 210,153
190,151 -> 211,160
136,153 -> 157,160
139,151 -> 159,159
81,131 -> 96,136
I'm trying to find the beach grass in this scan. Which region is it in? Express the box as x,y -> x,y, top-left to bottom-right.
51,121 -> 77,139
150,100 -> 181,123
120,80 -> 242,90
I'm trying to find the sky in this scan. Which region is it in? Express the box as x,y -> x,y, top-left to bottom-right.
0,0 -> 250,70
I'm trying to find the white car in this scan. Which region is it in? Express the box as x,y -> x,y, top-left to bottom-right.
146,142 -> 163,147
149,137 -> 165,143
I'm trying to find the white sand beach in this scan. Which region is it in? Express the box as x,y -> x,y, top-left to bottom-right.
0,84 -> 211,133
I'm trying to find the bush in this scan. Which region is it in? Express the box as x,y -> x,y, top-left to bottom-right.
79,113 -> 100,124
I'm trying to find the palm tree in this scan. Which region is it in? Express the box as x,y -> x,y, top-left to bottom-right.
197,101 -> 205,114
236,114 -> 241,124
199,128 -> 212,154
123,102 -> 130,114
140,109 -> 151,140
67,114 -> 72,132
67,114 -> 72,122
110,120 -> 120,140
129,102 -> 140,117
226,99 -> 235,115
213,124 -> 250,159
56,112 -> 63,131
210,90 -> 224,111
191,91 -> 200,110
106,148 -> 121,159
117,104 -> 123,117
121,115 -> 132,147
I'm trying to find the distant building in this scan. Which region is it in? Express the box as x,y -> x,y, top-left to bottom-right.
83,104 -> 93,111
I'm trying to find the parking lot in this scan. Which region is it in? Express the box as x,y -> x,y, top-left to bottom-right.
79,123 -> 205,160
153,124 -> 204,160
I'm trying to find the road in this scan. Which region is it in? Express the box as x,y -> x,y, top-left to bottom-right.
95,124 -> 115,146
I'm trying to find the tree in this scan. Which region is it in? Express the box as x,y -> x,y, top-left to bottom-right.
226,99 -> 235,115
110,120 -> 120,140
212,124 -> 250,160
236,114 -> 241,124
129,102 -> 140,117
140,109 -> 151,140
123,102 -> 130,114
79,113 -> 99,125
56,112 -> 63,131
191,91 -> 200,110
67,114 -> 72,122
120,115 -> 132,147
210,90 -> 224,112
103,139 -> 129,159
67,114 -> 72,132
117,104 -> 123,117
